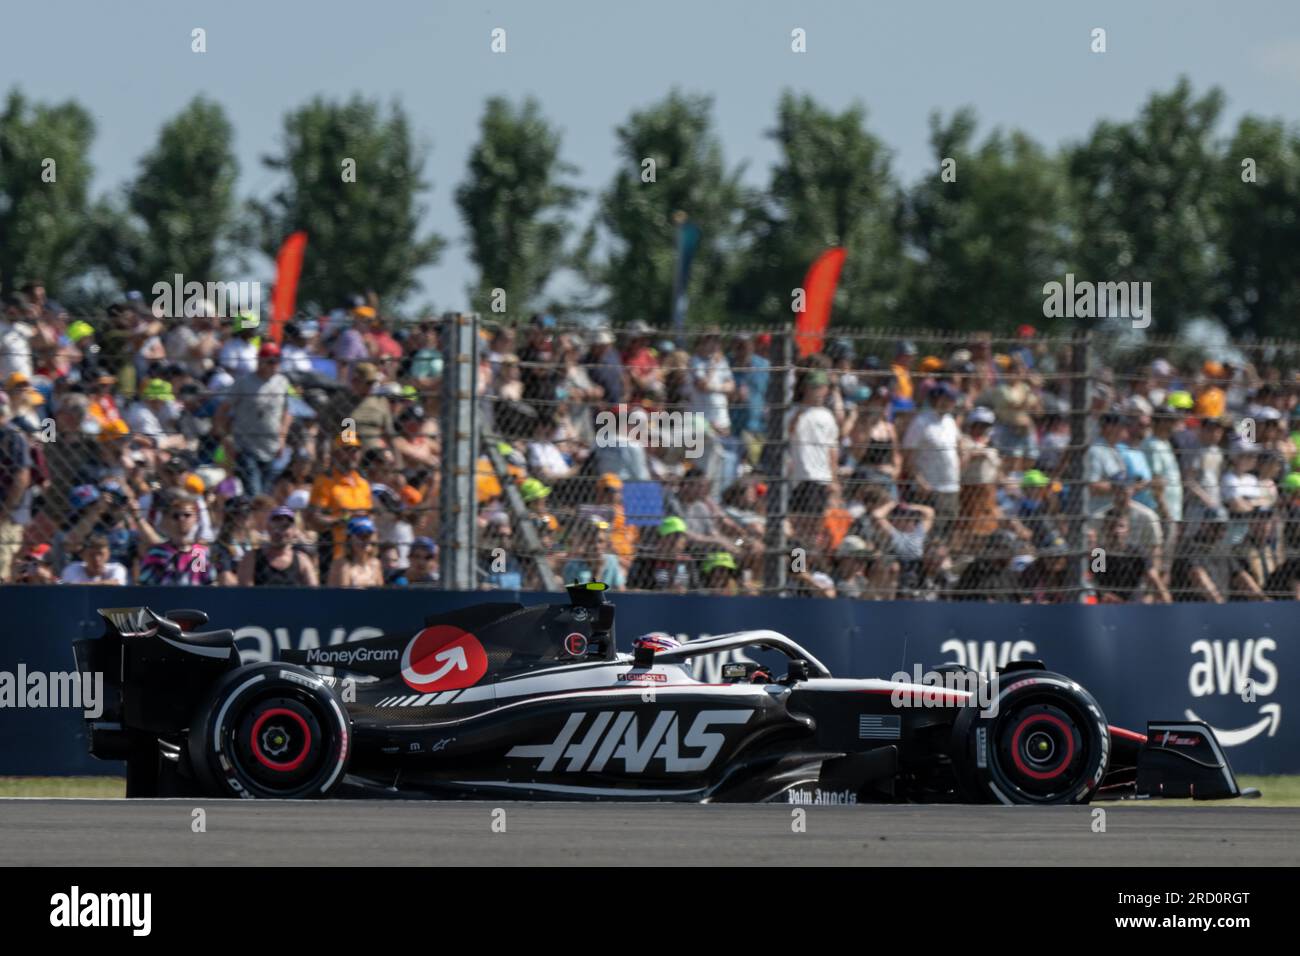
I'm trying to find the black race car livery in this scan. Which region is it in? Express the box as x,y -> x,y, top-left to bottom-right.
74,584 -> 1254,804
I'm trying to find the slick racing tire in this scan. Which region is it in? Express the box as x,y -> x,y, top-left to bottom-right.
188,663 -> 351,799
952,670 -> 1109,805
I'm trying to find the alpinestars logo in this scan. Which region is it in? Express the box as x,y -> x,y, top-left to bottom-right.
508,709 -> 753,773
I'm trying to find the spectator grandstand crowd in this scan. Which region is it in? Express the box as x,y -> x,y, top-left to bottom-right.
4,279 -> 1300,603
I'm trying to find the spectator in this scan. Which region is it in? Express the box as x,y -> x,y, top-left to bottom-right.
1083,410 -> 1129,513
0,393 -> 33,580
687,333 -> 734,436
1091,509 -> 1171,603
478,514 -> 524,589
397,535 -> 440,587
60,532 -> 127,586
902,382 -> 960,529
950,530 -> 1021,601
627,516 -> 698,592
137,493 -> 215,586
889,340 -> 917,400
327,515 -> 383,587
1230,506 -> 1277,600
210,495 -> 256,586
833,534 -> 884,599
956,406 -> 1002,546
787,370 -> 840,545
307,434 -> 373,575
845,387 -> 900,498
586,330 -> 625,406
330,362 -> 394,448
1089,477 -> 1165,583
729,333 -> 769,440
1142,404 -> 1184,562
1221,439 -> 1264,517
237,506 -> 318,587
12,543 -> 57,584
1182,415 -> 1228,530
868,499 -> 934,592
370,481 -> 414,571
559,516 -> 625,589
219,341 -> 290,496
1171,507 -> 1236,603
699,550 -> 742,594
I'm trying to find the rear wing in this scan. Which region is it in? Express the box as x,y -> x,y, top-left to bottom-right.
73,607 -> 239,758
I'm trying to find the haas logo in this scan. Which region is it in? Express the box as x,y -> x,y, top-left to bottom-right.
401,626 -> 489,692
1185,638 -> 1280,747
509,709 -> 753,773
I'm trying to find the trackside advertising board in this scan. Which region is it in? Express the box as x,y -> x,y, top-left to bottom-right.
0,586 -> 1294,775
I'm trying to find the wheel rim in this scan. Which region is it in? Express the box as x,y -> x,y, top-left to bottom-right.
250,707 -> 312,772
994,703 -> 1086,799
230,696 -> 325,792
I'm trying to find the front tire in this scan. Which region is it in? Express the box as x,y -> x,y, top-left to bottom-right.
188,664 -> 350,798
952,671 -> 1110,805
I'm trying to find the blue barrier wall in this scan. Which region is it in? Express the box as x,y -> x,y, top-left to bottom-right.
1,585 -> 1295,775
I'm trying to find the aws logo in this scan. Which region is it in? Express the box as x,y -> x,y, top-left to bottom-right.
940,639 -> 1036,674
1185,638 -> 1280,747
401,626 -> 489,692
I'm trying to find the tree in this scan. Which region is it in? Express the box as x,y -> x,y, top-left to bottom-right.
1066,78 -> 1225,334
253,96 -> 443,308
579,90 -> 748,328
729,91 -> 905,327
93,96 -> 239,293
1213,115 -> 1300,339
901,108 -> 1069,332
455,97 -> 580,317
0,89 -> 97,294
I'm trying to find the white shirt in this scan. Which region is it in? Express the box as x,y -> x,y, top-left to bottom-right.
903,409 -> 961,493
1221,470 -> 1262,509
0,321 -> 34,380
61,561 -> 128,585
527,441 -> 570,481
787,405 -> 839,483
280,343 -> 314,375
125,401 -> 170,440
218,338 -> 257,376
688,354 -> 733,433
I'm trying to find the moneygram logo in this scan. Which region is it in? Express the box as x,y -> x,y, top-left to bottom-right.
304,646 -> 400,667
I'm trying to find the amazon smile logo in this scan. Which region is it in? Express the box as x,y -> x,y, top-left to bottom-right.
1184,638 -> 1281,747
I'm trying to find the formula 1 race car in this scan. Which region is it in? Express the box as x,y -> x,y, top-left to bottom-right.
73,584 -> 1254,804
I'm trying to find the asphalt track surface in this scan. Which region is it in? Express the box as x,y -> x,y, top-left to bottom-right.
2,799 -> 1296,865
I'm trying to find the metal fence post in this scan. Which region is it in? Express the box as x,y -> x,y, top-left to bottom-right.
762,332 -> 793,593
439,312 -> 479,590
1067,329 -> 1093,598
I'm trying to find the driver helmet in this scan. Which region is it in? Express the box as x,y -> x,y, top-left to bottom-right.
632,632 -> 680,653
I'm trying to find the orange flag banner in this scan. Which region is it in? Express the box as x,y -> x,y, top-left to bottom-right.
270,231 -> 308,344
795,247 -> 846,358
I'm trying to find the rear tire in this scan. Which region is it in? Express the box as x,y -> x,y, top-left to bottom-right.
952,671 -> 1109,805
188,663 -> 350,799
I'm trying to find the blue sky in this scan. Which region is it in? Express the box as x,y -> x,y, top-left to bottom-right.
3,0 -> 1299,309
